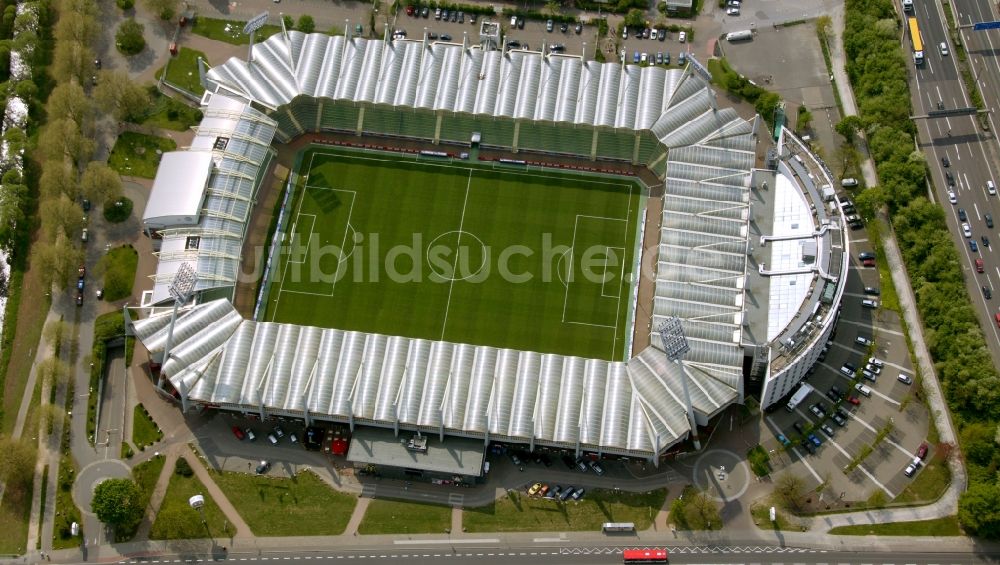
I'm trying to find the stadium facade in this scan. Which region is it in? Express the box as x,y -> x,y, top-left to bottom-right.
132,25 -> 848,462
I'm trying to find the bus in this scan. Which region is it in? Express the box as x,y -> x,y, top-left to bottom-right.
602,522 -> 636,532
907,17 -> 925,65
623,548 -> 669,563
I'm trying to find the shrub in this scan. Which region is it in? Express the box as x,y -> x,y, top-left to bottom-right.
174,457 -> 193,477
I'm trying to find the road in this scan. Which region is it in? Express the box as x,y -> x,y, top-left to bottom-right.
908,0 -> 1000,362
57,545 -> 1000,565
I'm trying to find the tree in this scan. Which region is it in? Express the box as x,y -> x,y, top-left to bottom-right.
54,9 -> 98,43
297,14 -> 315,33
773,472 -> 807,512
39,162 -> 78,200
95,70 -> 151,122
0,182 -> 26,250
116,18 -> 146,56
81,161 -> 123,205
37,234 -> 84,287
41,194 -> 86,242
47,81 -> 94,126
37,357 -> 71,387
835,115 -> 862,141
92,478 -> 145,530
43,319 -> 72,349
38,118 -> 94,164
623,8 -> 645,29
959,483 -> 1000,539
282,14 -> 294,30
796,105 -> 813,132
682,490 -> 720,530
142,0 -> 177,20
0,436 -> 36,500
544,0 -> 560,15
52,40 -> 96,85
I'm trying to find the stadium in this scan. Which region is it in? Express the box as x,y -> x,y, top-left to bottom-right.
131,21 -> 849,468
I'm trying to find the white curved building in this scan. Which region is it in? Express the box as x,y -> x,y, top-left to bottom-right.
132,25 -> 847,462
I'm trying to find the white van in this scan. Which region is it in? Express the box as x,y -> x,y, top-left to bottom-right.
988,180 -> 997,196
841,178 -> 859,188
855,383 -> 872,397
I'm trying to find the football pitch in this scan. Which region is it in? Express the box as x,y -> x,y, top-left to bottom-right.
263,148 -> 644,361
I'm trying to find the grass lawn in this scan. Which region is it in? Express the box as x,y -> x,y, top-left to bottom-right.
358,499 -> 452,535
828,515 -> 962,536
191,16 -> 282,45
893,448 -> 951,504
150,458 -> 229,540
139,91 -> 202,131
210,470 -> 355,536
0,485 -> 32,554
157,47 -> 209,95
1,267 -> 52,435
101,245 -> 138,301
132,404 -> 162,448
108,132 -> 176,179
266,148 -> 642,361
464,489 -> 666,533
750,502 -> 805,532
52,454 -> 82,549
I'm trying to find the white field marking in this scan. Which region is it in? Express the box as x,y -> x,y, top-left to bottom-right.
599,246 -> 627,298
287,213 -> 316,264
563,214 -> 631,336
613,183 -> 636,359
561,214 -> 581,323
439,170 -> 473,341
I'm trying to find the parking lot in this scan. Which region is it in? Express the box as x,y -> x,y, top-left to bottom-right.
761,221 -> 933,504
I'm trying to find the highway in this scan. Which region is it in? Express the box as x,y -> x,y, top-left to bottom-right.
65,545 -> 1000,565
908,0 -> 1000,362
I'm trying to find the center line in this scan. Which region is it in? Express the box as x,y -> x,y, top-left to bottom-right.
440,170 -> 473,341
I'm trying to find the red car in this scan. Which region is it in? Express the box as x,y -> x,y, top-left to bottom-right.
405,4 -> 415,15
846,395 -> 861,406
916,442 -> 929,460
231,426 -> 246,440
976,258 -> 985,273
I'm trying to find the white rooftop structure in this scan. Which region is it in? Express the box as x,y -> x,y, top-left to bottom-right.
141,93 -> 277,305
142,152 -> 214,229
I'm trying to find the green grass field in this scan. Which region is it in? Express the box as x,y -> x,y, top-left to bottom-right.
264,149 -> 643,361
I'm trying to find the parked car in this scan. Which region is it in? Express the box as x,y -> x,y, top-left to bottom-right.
846,395 -> 862,405
809,403 -> 825,418
898,373 -> 913,385
267,433 -> 278,445
571,487 -> 586,500
255,460 -> 271,474
831,412 -> 846,426
864,286 -> 880,295
808,433 -> 822,447
862,298 -> 878,308
559,485 -> 574,501
538,484 -> 550,497
231,426 -> 246,440
576,459 -> 589,473
588,460 -> 605,475
245,428 -> 256,441
801,440 -> 817,454
793,420 -> 805,434
776,433 -> 791,447
678,31 -> 687,42
546,19 -> 553,32
855,335 -> 873,347
273,425 -> 285,438
528,482 -> 542,496
820,423 -> 835,437
917,442 -> 929,460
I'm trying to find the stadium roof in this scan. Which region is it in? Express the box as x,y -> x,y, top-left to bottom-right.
133,299 -> 737,457
347,427 -> 485,477
143,151 -> 214,227
143,93 -> 278,305
132,30 -> 762,458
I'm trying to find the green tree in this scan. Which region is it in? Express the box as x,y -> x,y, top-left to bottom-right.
92,478 -> 145,530
38,118 -> 94,165
52,40 -> 96,85
755,92 -> 781,127
0,436 -> 36,500
959,483 -> 1000,539
773,472 -> 807,512
94,70 -> 150,122
835,115 -> 862,141
0,182 -> 26,249
623,8 -> 645,28
116,0 -> 135,9
297,14 -> 315,33
283,14 -> 294,30
47,81 -> 94,125
40,194 -> 86,242
81,161 -> 123,205
682,490 -> 720,529
39,162 -> 78,200
116,18 -> 146,56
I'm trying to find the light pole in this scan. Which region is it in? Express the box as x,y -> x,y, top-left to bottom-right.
158,262 -> 198,390
658,317 -> 701,450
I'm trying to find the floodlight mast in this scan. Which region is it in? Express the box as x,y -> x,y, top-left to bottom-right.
658,317 -> 702,450
243,12 -> 270,64
158,262 -> 198,390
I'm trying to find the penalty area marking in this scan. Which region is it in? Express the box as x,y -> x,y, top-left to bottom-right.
561,215 -> 628,330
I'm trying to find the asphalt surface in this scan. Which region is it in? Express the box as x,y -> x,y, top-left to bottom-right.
910,0 -> 1000,362
59,546 -> 1000,565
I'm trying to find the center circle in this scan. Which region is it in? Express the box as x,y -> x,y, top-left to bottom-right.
426,230 -> 488,282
